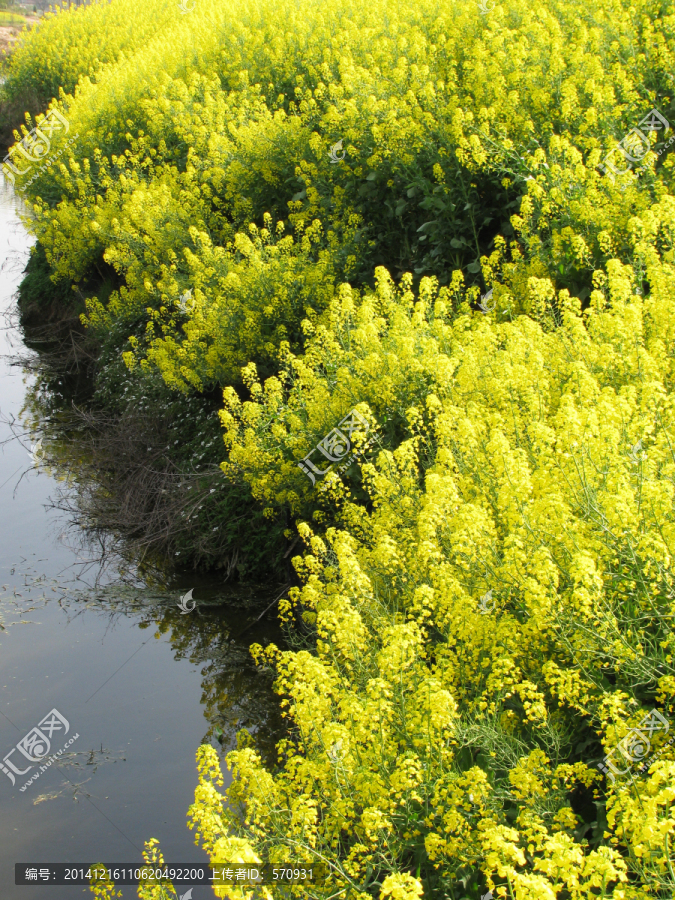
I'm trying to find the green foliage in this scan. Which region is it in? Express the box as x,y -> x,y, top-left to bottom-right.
17,242 -> 80,321
2,0 -> 178,108
12,0 -> 675,896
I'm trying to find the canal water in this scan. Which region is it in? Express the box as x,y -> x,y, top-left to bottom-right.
0,182 -> 282,899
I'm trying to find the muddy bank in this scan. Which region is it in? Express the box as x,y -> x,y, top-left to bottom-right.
15,242 -> 293,584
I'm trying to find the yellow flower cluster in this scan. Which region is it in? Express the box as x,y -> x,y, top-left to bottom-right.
9,0 -> 675,393
8,0 -> 675,896
205,244 -> 675,895
3,0 -> 178,105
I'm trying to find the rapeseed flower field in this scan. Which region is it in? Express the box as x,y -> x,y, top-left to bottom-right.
5,0 -> 675,895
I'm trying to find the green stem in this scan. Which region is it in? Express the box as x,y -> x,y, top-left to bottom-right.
664,831 -> 675,885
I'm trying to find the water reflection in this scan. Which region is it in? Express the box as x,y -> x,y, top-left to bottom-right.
60,581 -> 286,765
0,180 -> 286,899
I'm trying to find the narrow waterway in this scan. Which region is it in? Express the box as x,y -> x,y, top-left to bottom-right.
0,183 -> 282,899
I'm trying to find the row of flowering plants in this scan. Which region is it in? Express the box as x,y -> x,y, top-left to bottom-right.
99,253 -> 675,897
5,0 -> 675,895
181,253 -> 675,898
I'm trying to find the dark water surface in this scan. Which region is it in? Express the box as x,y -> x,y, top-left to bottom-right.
0,184 -> 281,899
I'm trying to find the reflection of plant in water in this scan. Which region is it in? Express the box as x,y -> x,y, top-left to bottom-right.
0,564 -> 58,629
59,744 -> 126,773
58,583 -> 287,767
150,596 -> 286,766
19,356 -> 290,579
33,745 -> 127,805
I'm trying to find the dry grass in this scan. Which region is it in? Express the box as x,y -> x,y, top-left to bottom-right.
41,403 -> 254,574
0,15 -> 38,64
